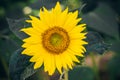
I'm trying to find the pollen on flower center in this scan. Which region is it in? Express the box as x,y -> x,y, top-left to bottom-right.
42,27 -> 70,54
50,33 -> 63,46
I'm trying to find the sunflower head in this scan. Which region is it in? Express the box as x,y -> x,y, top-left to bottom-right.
21,2 -> 88,75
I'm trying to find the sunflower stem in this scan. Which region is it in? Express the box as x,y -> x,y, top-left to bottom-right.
90,53 -> 100,80
64,70 -> 68,80
59,70 -> 68,80
59,71 -> 65,80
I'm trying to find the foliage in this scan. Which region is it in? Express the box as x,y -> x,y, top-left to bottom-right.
0,0 -> 120,80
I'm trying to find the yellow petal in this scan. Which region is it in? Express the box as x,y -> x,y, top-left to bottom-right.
34,58 -> 43,69
21,27 -> 41,36
28,15 -> 48,32
63,11 -> 81,31
68,41 -> 87,54
49,2 -> 62,27
56,7 -> 68,27
71,39 -> 88,45
48,54 -> 56,75
53,2 -> 61,14
68,48 -> 84,57
69,45 -> 86,54
62,51 -> 73,70
22,48 -> 34,55
22,44 -> 42,56
23,36 -> 41,44
69,24 -> 86,34
44,53 -> 51,72
30,55 -> 40,62
55,54 -> 62,74
60,54 -> 68,70
69,33 -> 87,40
39,8 -> 52,27
68,51 -> 80,63
72,10 -> 78,19
22,43 -> 31,48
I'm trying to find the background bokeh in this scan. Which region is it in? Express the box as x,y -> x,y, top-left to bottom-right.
0,0 -> 120,80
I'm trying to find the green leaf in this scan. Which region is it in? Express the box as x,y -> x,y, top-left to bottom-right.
7,18 -> 29,39
0,37 -> 19,63
107,55 -> 120,80
86,31 -> 111,54
9,49 -> 37,80
82,2 -> 119,39
68,66 -> 95,80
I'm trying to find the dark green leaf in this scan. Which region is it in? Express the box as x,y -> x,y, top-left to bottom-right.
86,31 -> 111,54
20,63 -> 37,80
68,66 -> 95,80
107,55 -> 120,80
7,18 -> 29,39
109,41 -> 120,53
9,49 -> 37,80
82,2 -> 119,39
0,37 -> 19,63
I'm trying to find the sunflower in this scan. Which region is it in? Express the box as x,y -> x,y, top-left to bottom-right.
21,2 -> 88,75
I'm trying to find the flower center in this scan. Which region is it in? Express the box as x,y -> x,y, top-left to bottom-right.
50,33 -> 63,46
42,27 -> 70,54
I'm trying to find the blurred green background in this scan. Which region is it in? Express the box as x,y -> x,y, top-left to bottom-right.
0,0 -> 120,80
